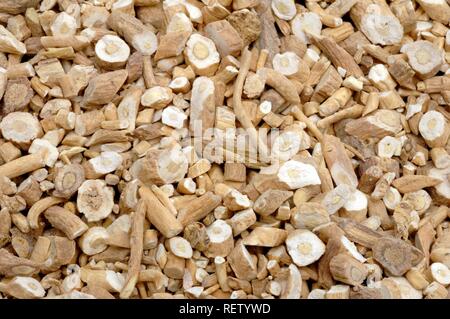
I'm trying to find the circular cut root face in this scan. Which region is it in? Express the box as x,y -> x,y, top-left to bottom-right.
272,51 -> 301,76
161,106 -> 187,129
344,189 -> 368,212
383,186 -> 401,210
278,160 -> 321,189
291,12 -> 322,44
362,14 -> 403,45
186,33 -> 220,71
206,219 -> 232,243
96,35 -> 130,63
141,86 -> 173,109
77,180 -> 114,222
286,229 -> 325,266
132,31 -> 158,56
158,147 -> 189,184
430,262 -> 450,285
29,139 -> 59,167
168,236 -> 193,259
271,0 -> 297,21
167,12 -> 193,34
401,41 -> 442,74
0,112 -> 41,143
419,111 -> 445,141
51,12 -> 77,36
79,226 -> 109,256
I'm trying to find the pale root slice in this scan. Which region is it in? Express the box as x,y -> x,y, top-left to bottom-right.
402,190 -> 432,215
341,189 -> 368,222
227,241 -> 257,281
383,186 -> 402,211
223,189 -> 251,211
95,35 -> 130,69
185,33 -> 220,76
368,64 -> 397,91
204,20 -> 243,57
280,264 -> 302,299
0,112 -> 42,144
228,208 -> 257,236
77,180 -> 114,222
272,51 -> 301,77
107,11 -> 157,56
277,160 -> 321,190
205,219 -> 233,258
345,109 -> 402,141
271,0 -> 297,21
53,164 -> 85,199
140,86 -> 173,109
418,111 -> 449,148
29,139 -> 59,167
0,276 -> 45,299
117,87 -> 142,131
254,189 -> 293,216
51,12 -> 77,36
377,136 -> 402,158
88,151 -> 123,175
78,226 -> 109,256
166,12 -> 193,34
350,0 -> 403,45
291,12 -> 322,44
286,229 -> 326,267
44,206 -> 88,240
130,147 -> 188,186
161,106 -> 187,129
177,178 -> 196,195
416,0 -> 450,25
167,236 -> 193,259
169,77 -> 191,94
326,285 -> 350,299
0,25 -> 26,54
379,277 -> 422,299
80,268 -> 125,293
430,148 -> 450,169
105,215 -> 131,248
430,262 -> 450,285
427,166 -> 450,204
291,202 -> 330,230
401,41 -> 443,79
242,227 -> 287,247
189,76 -> 216,136
329,253 -> 368,286
271,131 -> 302,161
321,184 -> 353,215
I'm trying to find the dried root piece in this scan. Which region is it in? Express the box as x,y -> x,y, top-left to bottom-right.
418,111 -> 449,148
77,180 -> 114,222
78,226 -> 109,256
205,219 -> 233,258
44,206 -> 88,240
277,160 -> 321,190
286,229 -> 326,267
350,0 -> 403,45
0,112 -> 42,144
0,276 -> 45,299
185,33 -> 220,76
416,0 -> 450,25
0,25 -> 26,54
401,41 -> 443,79
329,253 -> 368,286
372,236 -> 422,276
107,11 -> 157,56
130,148 -> 188,186
291,12 -> 322,44
95,35 -> 130,70
53,164 -> 85,199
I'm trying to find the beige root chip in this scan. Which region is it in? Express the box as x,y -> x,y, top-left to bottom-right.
77,180 -> 114,222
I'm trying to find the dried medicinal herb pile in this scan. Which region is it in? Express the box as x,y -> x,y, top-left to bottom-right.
0,0 -> 449,299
